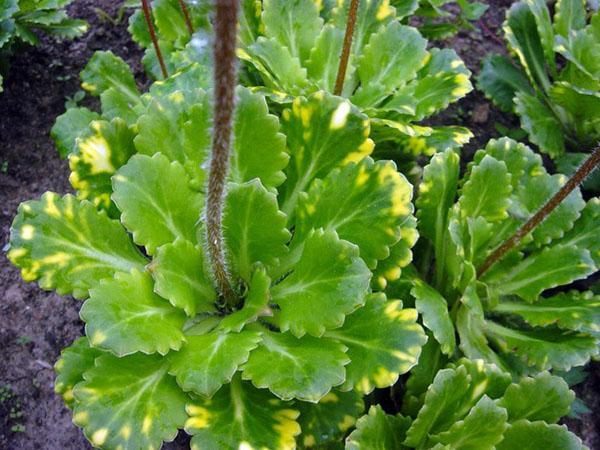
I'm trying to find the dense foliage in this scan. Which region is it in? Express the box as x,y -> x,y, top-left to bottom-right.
478,0 -> 600,188
6,0 -> 600,449
0,0 -> 87,91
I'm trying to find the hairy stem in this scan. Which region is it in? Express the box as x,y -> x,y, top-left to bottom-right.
206,0 -> 240,305
177,0 -> 194,35
333,0 -> 359,96
141,0 -> 168,79
477,144 -> 600,277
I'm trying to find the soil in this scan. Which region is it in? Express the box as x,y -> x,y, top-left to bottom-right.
0,1 -> 597,449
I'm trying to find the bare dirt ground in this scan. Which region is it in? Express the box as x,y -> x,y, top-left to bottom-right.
0,1 -> 597,449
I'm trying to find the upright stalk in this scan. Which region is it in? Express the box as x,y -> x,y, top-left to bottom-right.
334,0 -> 359,96
141,0 -> 168,79
206,0 -> 240,305
177,0 -> 195,35
478,145 -> 600,277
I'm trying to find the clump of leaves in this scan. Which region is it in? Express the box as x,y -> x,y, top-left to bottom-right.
391,138 -> 600,377
0,0 -> 87,91
126,0 -> 212,79
478,0 -> 600,188
9,89 -> 427,449
347,358 -> 586,449
239,0 -> 473,157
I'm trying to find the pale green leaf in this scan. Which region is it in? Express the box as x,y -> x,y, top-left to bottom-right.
54,337 -> 102,408
69,118 -> 136,215
305,24 -> 345,92
231,87 -> 289,189
272,228 -> 371,338
73,353 -> 188,450
169,329 -> 262,397
554,0 -> 586,38
346,406 -> 411,450
112,153 -> 203,255
296,158 -> 413,269
185,375 -> 301,450
497,372 -> 574,423
297,390 -> 364,448
151,238 -> 217,317
51,107 -> 101,159
262,0 -> 323,63
81,269 -> 186,356
325,293 -> 426,394
496,420 -> 585,450
100,87 -> 141,126
411,279 -> 455,355
279,92 -> 373,219
153,0 -> 193,47
242,328 -> 349,402
80,51 -> 140,106
223,180 -> 290,282
8,192 -> 146,299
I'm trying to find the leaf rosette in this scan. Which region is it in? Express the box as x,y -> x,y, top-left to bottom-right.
238,0 -> 473,157
395,137 -> 600,377
10,89 -> 426,449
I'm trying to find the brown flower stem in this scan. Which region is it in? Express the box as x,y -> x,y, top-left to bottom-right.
477,144 -> 600,277
141,0 -> 168,79
206,0 -> 240,306
333,0 -> 359,96
177,0 -> 194,35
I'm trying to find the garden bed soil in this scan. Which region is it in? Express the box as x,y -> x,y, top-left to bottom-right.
0,1 -> 598,449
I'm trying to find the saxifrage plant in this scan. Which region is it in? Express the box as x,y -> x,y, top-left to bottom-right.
347,358 -> 586,449
0,0 -> 87,91
8,57 -> 428,450
478,0 -> 600,188
389,137 -> 600,379
238,0 -> 474,156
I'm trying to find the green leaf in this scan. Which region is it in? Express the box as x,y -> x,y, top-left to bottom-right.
69,119 -> 136,215
112,153 -> 203,255
496,420 -> 585,450
153,0 -> 193,47
556,198 -> 600,266
80,51 -> 140,106
73,353 -> 188,450
54,337 -> 102,408
279,92 -> 374,218
51,107 -> 101,159
297,390 -> 364,448
151,238 -> 217,317
8,192 -> 146,299
505,2 -> 551,91
169,329 -> 262,397
218,267 -> 271,333
477,54 -> 533,112
352,22 -> 428,106
346,406 -> 411,450
459,155 -> 512,222
100,87 -> 141,126
324,293 -> 426,394
484,245 -> 595,302
296,158 -> 413,269
514,91 -> 566,158
431,396 -> 508,450
242,329 -> 349,402
134,88 -> 210,190
411,279 -> 455,355
185,375 -> 301,449
524,0 -> 555,73
272,229 -> 371,338
497,372 -> 574,423
553,0 -> 586,38
486,321 -> 599,371
81,270 -> 186,356
231,87 -> 289,189
305,24 -> 345,92
493,291 -> 600,335
262,0 -> 323,64
223,180 -> 290,281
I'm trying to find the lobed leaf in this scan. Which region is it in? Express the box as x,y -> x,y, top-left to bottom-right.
346,405 -> 411,450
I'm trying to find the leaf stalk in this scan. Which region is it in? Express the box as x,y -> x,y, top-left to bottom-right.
206,0 -> 240,306
141,0 -> 169,79
333,0 -> 360,96
477,144 -> 600,277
